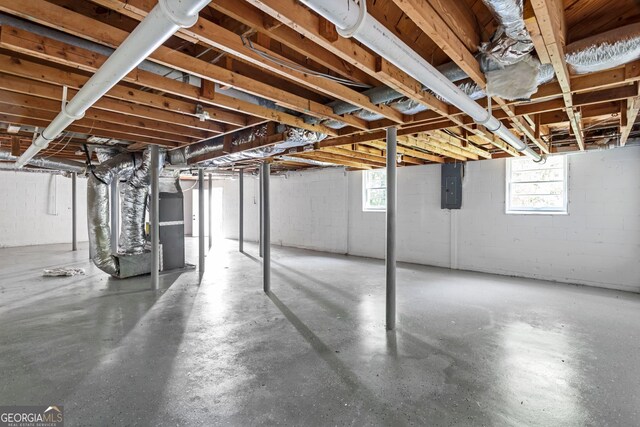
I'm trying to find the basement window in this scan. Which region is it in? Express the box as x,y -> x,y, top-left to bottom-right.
363,169 -> 387,212
506,155 -> 568,214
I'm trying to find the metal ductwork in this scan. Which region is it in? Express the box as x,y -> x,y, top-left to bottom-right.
169,124 -> 327,168
87,148 -> 163,278
87,153 -> 138,276
119,149 -> 165,255
0,148 -> 86,173
299,0 -> 543,161
13,0 -> 212,168
201,125 -> 326,167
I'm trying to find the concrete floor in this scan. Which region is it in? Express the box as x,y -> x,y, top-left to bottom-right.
0,238 -> 639,426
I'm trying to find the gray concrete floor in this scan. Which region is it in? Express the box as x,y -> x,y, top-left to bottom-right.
0,237 -> 639,426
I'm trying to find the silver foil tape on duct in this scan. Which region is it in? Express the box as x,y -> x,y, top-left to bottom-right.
0,148 -> 86,173
119,149 -> 165,255
87,152 -> 137,276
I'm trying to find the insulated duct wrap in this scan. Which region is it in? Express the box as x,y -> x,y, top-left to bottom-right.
565,23 -> 640,74
0,163 -> 69,175
0,148 -> 86,173
480,0 -> 533,66
232,124 -> 269,146
201,126 -> 326,167
119,149 -> 165,254
87,153 -> 137,275
485,56 -> 540,100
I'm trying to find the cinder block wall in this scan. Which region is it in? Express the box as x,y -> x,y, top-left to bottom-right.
207,146 -> 640,292
0,172 -> 89,247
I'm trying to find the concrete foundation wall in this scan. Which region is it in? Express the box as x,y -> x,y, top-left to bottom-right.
0,171 -> 89,247
207,146 -> 640,292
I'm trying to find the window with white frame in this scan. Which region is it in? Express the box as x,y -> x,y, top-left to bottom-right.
363,169 -> 386,211
506,155 -> 568,214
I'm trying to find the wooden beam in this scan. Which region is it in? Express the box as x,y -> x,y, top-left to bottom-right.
0,3 -> 345,131
530,0 -> 584,150
0,56 -> 243,129
0,102 -> 183,146
621,90 -> 640,146
362,140 -> 445,163
391,0 -> 485,86
91,0 -> 404,124
10,135 -> 20,156
0,27 -> 335,136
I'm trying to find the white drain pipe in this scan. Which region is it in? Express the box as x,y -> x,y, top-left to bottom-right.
14,0 -> 211,168
299,0 -> 542,161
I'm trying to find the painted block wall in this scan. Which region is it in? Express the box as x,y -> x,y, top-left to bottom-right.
194,168 -> 349,253
206,146 -> 640,292
457,146 -> 640,292
0,171 -> 89,247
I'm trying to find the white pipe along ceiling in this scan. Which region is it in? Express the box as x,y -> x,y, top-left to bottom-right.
299,0 -> 544,162
13,0 -> 212,169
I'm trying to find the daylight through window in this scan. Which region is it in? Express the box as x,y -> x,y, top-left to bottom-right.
363,169 -> 386,211
506,155 -> 568,214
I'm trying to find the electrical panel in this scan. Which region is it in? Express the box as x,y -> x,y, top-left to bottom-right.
441,163 -> 464,209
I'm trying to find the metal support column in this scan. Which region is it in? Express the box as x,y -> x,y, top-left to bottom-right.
110,179 -> 119,253
71,172 -> 77,251
198,168 -> 205,274
259,163 -> 263,258
208,173 -> 212,251
263,162 -> 270,293
386,127 -> 397,330
239,169 -> 244,252
150,144 -> 160,290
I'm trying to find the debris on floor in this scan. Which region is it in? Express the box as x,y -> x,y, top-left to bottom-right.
42,267 -> 86,277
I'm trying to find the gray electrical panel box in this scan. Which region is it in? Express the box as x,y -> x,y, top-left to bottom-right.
159,179 -> 185,271
441,163 -> 463,209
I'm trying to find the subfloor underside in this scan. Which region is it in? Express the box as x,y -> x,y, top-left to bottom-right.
0,238 -> 639,426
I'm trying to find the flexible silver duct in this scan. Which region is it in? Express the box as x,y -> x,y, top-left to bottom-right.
119,149 -> 164,254
480,0 -> 533,66
87,152 -> 137,275
0,148 -> 86,173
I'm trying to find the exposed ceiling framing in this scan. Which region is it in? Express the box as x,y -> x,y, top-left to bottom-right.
0,0 -> 638,172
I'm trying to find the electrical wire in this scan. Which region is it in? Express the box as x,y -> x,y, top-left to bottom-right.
241,35 -> 371,89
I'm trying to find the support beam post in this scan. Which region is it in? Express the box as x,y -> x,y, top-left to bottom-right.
150,144 -> 160,290
208,173 -> 212,251
259,163 -> 264,258
386,127 -> 397,331
199,168 -> 205,274
263,163 -> 271,293
71,172 -> 77,251
239,169 -> 244,252
110,179 -> 119,253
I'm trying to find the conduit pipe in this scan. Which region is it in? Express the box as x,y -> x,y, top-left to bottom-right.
14,0 -> 211,168
300,0 -> 542,161
0,148 -> 86,173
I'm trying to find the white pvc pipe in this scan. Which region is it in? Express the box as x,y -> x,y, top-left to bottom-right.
300,0 -> 542,161
14,0 -> 211,168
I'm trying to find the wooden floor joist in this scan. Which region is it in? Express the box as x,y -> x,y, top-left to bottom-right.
0,0 -> 636,163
